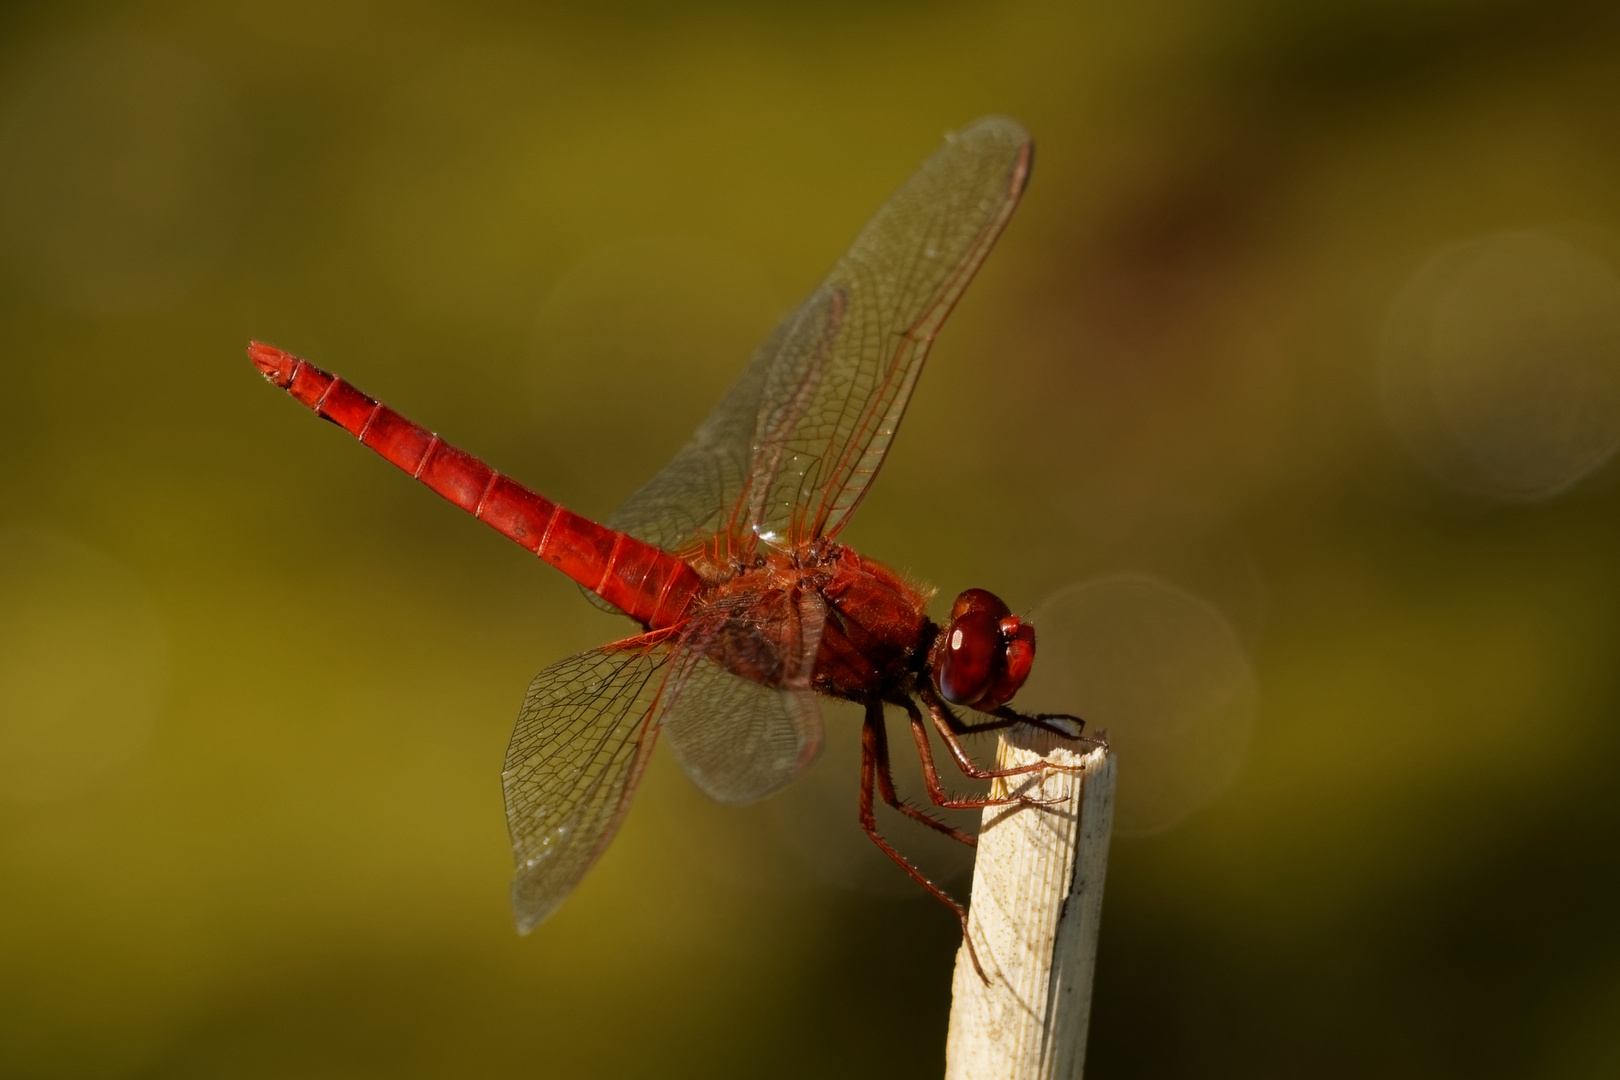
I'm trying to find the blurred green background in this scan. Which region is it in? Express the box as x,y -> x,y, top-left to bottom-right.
4,1 -> 1620,1076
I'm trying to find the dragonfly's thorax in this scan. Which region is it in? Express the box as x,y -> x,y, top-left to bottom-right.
681,540 -> 934,701
683,533 -> 836,588
680,539 -> 837,690
807,546 -> 936,702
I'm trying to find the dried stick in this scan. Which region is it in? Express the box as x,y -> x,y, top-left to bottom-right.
943,733 -> 1115,1080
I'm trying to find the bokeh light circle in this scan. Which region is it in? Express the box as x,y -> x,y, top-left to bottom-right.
0,527 -> 168,802
1381,230 -> 1620,501
1017,575 -> 1257,836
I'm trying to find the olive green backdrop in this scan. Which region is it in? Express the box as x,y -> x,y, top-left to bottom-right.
3,1 -> 1619,1077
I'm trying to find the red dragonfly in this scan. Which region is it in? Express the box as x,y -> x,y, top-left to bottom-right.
250,116 -> 1090,975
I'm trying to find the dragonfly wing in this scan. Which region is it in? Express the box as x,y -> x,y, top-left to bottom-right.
748,116 -> 1032,544
503,638 -> 675,933
662,586 -> 827,805
604,319 -> 784,554
662,661 -> 824,805
608,116 -> 1030,555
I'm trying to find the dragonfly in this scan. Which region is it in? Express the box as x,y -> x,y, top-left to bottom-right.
249,115 -> 1093,977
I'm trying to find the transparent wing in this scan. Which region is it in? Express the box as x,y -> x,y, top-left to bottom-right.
747,116 -> 1031,544
608,116 -> 1032,554
662,660 -> 824,806
502,639 -> 674,933
661,586 -> 827,805
605,317 -> 785,553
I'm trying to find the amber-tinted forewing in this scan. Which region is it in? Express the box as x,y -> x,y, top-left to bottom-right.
503,640 -> 673,933
608,116 -> 1032,554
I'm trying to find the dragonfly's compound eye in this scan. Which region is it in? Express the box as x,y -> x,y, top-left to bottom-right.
978,617 -> 1036,710
949,587 -> 1011,624
936,608 -> 1003,705
935,591 -> 1039,710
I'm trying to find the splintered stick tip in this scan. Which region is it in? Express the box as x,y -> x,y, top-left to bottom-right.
247,340 -> 297,386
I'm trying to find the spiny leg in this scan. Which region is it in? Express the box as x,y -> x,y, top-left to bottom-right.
920,680 -> 1093,744
918,683 -> 1085,782
860,701 -> 989,983
942,692 -> 1093,742
900,697 -> 1058,812
985,704 -> 1104,745
867,700 -> 978,847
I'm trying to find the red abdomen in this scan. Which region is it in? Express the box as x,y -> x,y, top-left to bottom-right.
248,342 -> 703,630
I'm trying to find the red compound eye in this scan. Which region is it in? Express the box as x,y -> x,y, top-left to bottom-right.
950,587 -> 1011,624
979,618 -> 1036,709
936,608 -> 1002,706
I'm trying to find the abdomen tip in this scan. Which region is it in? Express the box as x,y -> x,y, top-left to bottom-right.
248,340 -> 297,386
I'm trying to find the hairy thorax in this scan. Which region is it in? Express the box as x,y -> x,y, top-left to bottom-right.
685,539 -> 936,702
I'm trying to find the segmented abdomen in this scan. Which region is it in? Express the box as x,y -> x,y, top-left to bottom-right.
248,341 -> 702,630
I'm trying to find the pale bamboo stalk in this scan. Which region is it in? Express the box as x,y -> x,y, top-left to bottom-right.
943,735 -> 1115,1080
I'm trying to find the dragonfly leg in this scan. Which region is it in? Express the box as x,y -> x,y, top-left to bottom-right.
919,684 -> 1079,781
869,700 -> 977,847
861,701 -> 990,984
900,697 -> 1056,812
984,704 -> 1107,748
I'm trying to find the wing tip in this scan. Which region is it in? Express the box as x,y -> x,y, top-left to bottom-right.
953,114 -> 1032,151
942,115 -> 1034,199
510,879 -> 560,936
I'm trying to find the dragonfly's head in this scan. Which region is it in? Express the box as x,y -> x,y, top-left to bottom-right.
931,588 -> 1036,712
